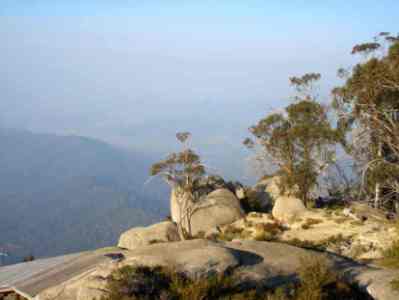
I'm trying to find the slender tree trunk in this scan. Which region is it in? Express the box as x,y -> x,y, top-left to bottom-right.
375,182 -> 381,208
374,141 -> 382,208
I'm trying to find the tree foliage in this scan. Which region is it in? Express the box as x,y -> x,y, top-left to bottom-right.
245,75 -> 339,206
332,32 -> 399,209
150,132 -> 205,194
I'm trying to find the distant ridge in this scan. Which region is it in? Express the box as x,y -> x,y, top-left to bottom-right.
0,128 -> 168,265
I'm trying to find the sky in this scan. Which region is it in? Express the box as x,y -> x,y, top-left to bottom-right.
0,1 -> 398,181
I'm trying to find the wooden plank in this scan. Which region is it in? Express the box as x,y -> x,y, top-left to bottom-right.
0,248 -> 125,298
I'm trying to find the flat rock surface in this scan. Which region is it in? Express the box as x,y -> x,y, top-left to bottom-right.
37,240 -> 399,300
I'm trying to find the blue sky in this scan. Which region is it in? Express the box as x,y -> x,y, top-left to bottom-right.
0,1 -> 398,20
0,1 -> 398,180
1,1 -> 398,34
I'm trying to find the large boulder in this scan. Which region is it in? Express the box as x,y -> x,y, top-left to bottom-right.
260,176 -> 306,222
272,195 -> 306,223
118,221 -> 180,250
171,188 -> 244,236
170,177 -> 246,225
189,189 -> 245,235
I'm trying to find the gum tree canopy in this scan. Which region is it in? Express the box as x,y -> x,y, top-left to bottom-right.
332,32 -> 399,209
150,132 -> 205,193
245,74 -> 339,207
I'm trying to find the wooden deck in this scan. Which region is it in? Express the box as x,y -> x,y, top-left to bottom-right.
0,249 -> 122,300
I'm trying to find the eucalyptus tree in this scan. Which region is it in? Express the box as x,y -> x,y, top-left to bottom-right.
244,74 -> 339,207
332,32 -> 399,209
150,132 -> 206,237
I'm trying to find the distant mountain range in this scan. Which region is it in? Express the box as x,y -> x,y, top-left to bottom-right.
0,128 -> 169,265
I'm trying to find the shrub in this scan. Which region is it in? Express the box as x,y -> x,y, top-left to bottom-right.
217,225 -> 244,241
262,222 -> 286,233
294,255 -> 371,300
240,229 -> 253,239
239,188 -> 271,213
103,265 -> 242,300
382,221 -> 399,290
170,272 -> 236,299
104,265 -> 172,300
252,222 -> 285,241
382,240 -> 399,268
103,263 -> 370,300
195,231 -> 206,239
254,230 -> 276,242
296,255 -> 337,300
248,212 -> 263,218
390,277 -> 399,291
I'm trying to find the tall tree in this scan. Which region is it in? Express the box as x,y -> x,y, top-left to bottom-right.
332,32 -> 399,209
245,74 -> 339,207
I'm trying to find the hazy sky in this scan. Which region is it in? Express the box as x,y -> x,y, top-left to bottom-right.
1,1 -> 398,180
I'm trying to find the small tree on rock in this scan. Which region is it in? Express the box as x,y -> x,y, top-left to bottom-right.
150,132 -> 206,238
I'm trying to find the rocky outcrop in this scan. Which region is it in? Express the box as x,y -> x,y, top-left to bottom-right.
77,275 -> 110,300
189,189 -> 244,235
39,239 -> 399,300
118,221 -> 180,250
222,205 -> 397,260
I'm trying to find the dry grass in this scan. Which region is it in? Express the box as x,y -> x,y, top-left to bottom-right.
248,212 -> 263,218
350,220 -> 364,226
301,218 -> 323,230
333,217 -> 349,224
252,222 -> 285,241
283,238 -> 326,251
217,225 -> 244,241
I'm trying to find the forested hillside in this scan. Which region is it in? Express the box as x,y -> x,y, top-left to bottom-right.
0,128 -> 168,264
